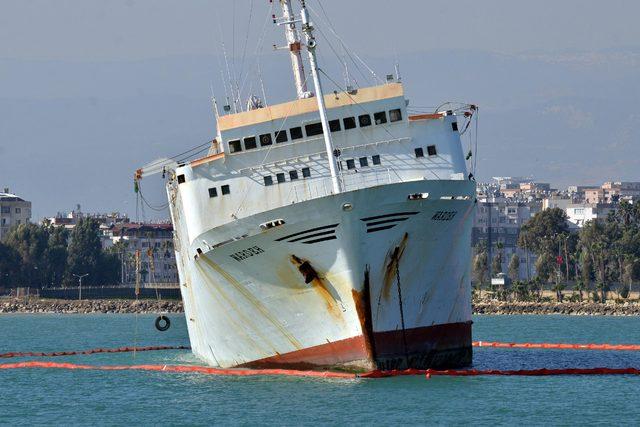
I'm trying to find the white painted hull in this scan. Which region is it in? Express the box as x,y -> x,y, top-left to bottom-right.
170,179 -> 475,371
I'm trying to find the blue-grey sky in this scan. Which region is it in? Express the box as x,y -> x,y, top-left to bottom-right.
1,0 -> 639,220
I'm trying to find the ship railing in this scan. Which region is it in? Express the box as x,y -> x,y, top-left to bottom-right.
286,167 -> 402,204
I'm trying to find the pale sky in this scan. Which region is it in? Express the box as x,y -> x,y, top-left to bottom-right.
2,0 -> 639,61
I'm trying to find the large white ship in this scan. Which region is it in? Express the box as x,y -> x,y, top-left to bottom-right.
139,0 -> 477,371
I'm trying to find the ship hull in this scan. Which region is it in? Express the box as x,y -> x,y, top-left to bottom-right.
170,179 -> 475,371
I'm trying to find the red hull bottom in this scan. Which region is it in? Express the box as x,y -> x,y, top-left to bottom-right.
241,321 -> 472,371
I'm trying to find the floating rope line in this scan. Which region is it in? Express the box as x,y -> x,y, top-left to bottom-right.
0,345 -> 190,359
473,341 -> 640,351
422,367 -> 640,378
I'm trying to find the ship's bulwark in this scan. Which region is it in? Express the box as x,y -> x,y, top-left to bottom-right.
173,180 -> 475,371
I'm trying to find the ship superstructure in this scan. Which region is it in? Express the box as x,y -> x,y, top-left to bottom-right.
140,0 -> 477,371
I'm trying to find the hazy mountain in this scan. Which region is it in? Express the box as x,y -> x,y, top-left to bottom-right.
1,48 -> 638,219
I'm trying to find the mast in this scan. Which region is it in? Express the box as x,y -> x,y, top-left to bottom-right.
275,0 -> 342,194
278,0 -> 310,99
300,1 -> 342,194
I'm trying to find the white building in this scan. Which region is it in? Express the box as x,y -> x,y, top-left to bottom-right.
0,188 -> 32,240
565,203 -> 615,228
103,222 -> 178,285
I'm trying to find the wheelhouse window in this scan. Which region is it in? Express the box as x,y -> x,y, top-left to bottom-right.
346,159 -> 356,170
329,119 -> 341,132
343,117 -> 356,130
208,187 -> 218,198
289,170 -> 299,180
451,122 -> 458,132
259,133 -> 273,146
229,139 -> 242,153
305,122 -> 324,137
243,136 -> 257,150
427,145 -> 437,156
358,114 -> 372,127
290,126 -> 303,140
415,147 -> 424,158
263,176 -> 273,186
221,185 -> 230,195
177,174 -> 186,184
389,108 -> 402,122
276,172 -> 286,183
359,157 -> 369,167
302,167 -> 311,178
275,130 -> 288,143
374,111 -> 387,125
372,155 -> 381,165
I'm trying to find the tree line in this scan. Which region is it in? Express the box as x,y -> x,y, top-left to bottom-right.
473,201 -> 640,302
0,218 -> 119,289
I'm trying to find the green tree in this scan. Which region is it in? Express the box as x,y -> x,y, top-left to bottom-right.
3,223 -> 49,287
534,252 -> 554,284
492,242 -> 504,277
42,225 -> 69,287
472,242 -> 489,293
0,242 -> 22,288
508,254 -> 520,283
518,208 -> 570,256
66,218 -> 118,286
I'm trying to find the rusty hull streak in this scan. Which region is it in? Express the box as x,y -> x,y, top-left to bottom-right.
194,262 -> 275,355
351,266 -> 377,365
381,232 -> 409,300
290,255 -> 344,319
198,255 -> 303,351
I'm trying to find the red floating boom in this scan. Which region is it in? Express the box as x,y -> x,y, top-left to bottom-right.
0,345 -> 190,359
473,341 -> 640,351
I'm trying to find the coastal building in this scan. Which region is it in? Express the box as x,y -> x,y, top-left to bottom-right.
0,188 -> 32,240
584,182 -> 640,204
472,194 -> 537,281
45,205 -> 129,230
565,203 -> 616,228
102,222 -> 177,285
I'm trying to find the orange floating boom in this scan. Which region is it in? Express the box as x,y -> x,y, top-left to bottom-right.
473,341 -> 640,351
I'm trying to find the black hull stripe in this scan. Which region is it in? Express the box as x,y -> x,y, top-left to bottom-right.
289,230 -> 336,243
275,223 -> 339,241
360,211 -> 419,222
366,224 -> 397,233
302,236 -> 338,244
365,217 -> 409,227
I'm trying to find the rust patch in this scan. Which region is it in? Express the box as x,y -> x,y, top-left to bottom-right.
290,255 -> 342,318
352,266 -> 377,363
381,232 -> 409,299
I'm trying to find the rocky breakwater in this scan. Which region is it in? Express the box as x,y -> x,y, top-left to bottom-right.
0,298 -> 184,314
473,300 -> 640,316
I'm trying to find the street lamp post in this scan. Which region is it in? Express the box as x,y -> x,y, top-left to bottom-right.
73,273 -> 89,300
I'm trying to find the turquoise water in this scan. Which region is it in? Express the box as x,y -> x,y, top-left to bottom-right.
2,314 -> 640,426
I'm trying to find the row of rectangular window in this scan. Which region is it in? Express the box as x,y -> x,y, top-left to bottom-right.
228,108 -> 403,153
414,145 -> 437,158
339,155 -> 381,171
208,185 -> 230,198
264,167 -> 311,186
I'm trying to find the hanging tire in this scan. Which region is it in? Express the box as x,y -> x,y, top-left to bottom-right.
155,315 -> 171,332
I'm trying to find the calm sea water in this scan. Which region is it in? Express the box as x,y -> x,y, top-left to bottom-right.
1,313 -> 640,426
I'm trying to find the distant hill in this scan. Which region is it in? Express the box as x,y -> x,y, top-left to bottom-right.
1,48 -> 638,218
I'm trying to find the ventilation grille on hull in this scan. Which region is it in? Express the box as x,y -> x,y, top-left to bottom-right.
361,211 -> 419,233
275,223 -> 339,244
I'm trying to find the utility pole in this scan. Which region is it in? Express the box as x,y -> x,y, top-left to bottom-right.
73,273 -> 89,301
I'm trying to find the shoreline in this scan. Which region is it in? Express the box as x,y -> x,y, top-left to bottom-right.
2,297 -> 640,316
